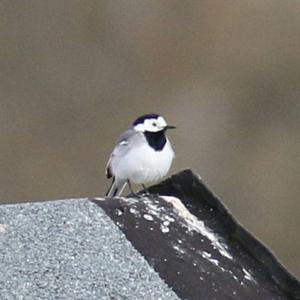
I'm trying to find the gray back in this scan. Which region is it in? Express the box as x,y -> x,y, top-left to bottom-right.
107,128 -> 145,168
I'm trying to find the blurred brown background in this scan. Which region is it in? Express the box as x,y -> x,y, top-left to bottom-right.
0,1 -> 299,277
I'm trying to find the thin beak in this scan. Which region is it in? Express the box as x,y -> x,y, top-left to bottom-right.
165,125 -> 176,130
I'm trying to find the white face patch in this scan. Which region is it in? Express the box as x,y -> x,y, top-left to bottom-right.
134,123 -> 146,132
134,116 -> 167,132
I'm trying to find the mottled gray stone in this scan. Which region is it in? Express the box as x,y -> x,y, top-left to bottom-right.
0,199 -> 179,300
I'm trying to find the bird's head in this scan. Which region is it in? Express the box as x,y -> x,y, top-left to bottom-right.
133,114 -> 175,133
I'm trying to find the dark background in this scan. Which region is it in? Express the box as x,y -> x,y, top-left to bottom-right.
1,1 -> 299,278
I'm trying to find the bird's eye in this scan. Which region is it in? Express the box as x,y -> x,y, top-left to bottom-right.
152,122 -> 157,127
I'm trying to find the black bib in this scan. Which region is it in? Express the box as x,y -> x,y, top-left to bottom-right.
144,131 -> 167,151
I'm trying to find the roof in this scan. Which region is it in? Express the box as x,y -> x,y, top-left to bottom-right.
0,199 -> 178,300
1,169 -> 299,299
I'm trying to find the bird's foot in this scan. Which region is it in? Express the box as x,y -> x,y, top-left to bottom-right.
128,191 -> 142,199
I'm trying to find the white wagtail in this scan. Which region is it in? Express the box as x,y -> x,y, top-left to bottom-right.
105,114 -> 175,197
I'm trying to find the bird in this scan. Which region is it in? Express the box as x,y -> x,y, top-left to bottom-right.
105,113 -> 175,197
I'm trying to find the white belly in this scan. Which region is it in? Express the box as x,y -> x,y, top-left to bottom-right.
113,139 -> 174,184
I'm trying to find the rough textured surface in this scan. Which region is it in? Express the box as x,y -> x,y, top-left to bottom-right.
1,169 -> 299,300
0,199 -> 179,300
93,169 -> 300,300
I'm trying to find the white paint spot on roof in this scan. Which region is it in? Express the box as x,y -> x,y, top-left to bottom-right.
199,251 -> 227,272
163,221 -> 170,226
145,205 -> 160,218
115,209 -> 123,216
243,268 -> 256,283
173,244 -> 186,255
129,207 -> 138,214
202,251 -> 212,259
129,207 -> 141,218
116,221 -> 123,228
143,214 -> 154,221
210,258 -> 221,268
161,196 -> 233,260
164,215 -> 175,222
115,196 -> 139,204
160,225 -> 170,233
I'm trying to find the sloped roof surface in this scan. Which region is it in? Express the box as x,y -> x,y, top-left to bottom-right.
1,169 -> 299,300
0,199 -> 178,300
93,170 -> 300,300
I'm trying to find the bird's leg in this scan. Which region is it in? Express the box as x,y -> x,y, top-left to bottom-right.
142,184 -> 151,195
127,180 -> 139,198
141,184 -> 159,201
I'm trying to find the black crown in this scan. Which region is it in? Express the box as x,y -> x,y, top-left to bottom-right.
132,113 -> 161,126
